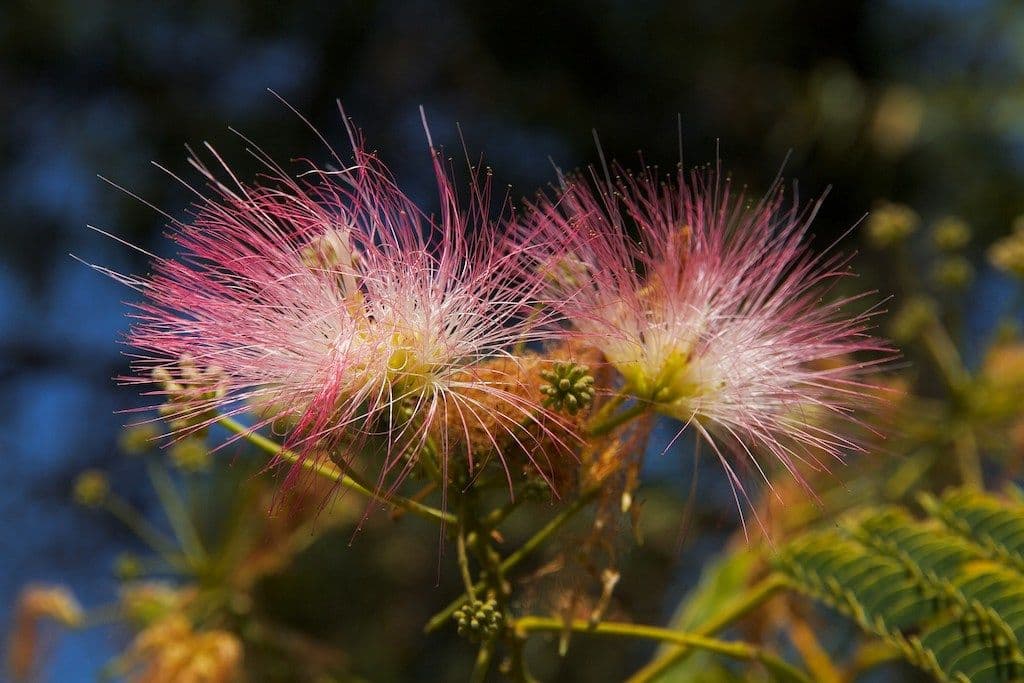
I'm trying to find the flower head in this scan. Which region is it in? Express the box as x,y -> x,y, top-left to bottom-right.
97,115 -> 573,497
528,162 -> 891,514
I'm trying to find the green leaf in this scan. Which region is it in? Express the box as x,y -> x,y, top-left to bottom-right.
777,489 -> 1024,682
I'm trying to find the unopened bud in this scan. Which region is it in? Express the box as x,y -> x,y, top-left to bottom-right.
72,470 -> 109,507
890,297 -> 936,342
453,597 -> 502,642
931,216 -> 971,251
867,202 -> 919,248
119,423 -> 160,456
540,362 -> 596,415
931,257 -> 973,289
169,438 -> 211,472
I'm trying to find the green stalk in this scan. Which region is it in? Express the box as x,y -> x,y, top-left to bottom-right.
953,426 -> 983,490
921,318 -> 970,395
146,461 -> 207,564
457,511 -> 478,600
218,416 -> 454,525
513,616 -> 810,683
626,574 -> 790,682
470,638 -> 497,683
585,402 -> 649,437
102,494 -> 188,570
425,487 -> 601,633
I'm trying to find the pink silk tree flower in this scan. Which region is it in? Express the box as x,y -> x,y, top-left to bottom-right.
526,163 -> 892,519
94,116 -> 573,497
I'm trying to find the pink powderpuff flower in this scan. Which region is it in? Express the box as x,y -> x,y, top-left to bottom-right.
90,112 -> 574,499
526,161 -> 892,523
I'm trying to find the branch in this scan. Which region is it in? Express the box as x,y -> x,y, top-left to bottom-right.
218,416 -> 455,525
513,616 -> 811,683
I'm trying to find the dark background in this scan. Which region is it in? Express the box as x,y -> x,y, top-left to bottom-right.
3,0 -> 1024,679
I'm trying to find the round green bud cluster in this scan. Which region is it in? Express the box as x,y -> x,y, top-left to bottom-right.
118,423 -> 161,456
931,256 -> 973,289
890,297 -> 937,342
931,216 -> 971,251
72,470 -> 110,507
867,201 -> 919,249
540,362 -> 596,415
454,597 -> 502,642
169,438 -> 211,472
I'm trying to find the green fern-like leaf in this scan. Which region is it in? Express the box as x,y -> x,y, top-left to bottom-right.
922,490 -> 1024,575
776,490 -> 1024,682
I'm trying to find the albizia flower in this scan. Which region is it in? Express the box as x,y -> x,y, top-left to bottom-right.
527,163 -> 891,516
95,118 -> 573,496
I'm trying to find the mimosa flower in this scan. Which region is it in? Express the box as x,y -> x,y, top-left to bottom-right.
528,163 -> 891,515
94,117 -> 573,496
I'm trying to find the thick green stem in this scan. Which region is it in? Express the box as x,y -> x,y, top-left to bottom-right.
626,574 -> 790,682
470,638 -> 497,683
586,402 -> 649,437
218,416 -> 454,525
425,487 -> 601,633
513,616 -> 810,683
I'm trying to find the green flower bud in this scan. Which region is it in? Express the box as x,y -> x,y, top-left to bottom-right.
540,362 -> 596,415
119,423 -> 161,456
168,438 -> 211,472
866,201 -> 919,249
72,470 -> 110,507
931,216 -> 971,251
890,297 -> 936,342
931,256 -> 973,289
454,597 -> 502,642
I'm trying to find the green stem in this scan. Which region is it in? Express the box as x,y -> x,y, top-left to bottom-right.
921,318 -> 970,395
919,315 -> 983,489
586,402 -> 649,437
509,635 -> 540,683
626,574 -> 790,682
513,616 -> 810,683
146,461 -> 207,564
589,392 -> 626,424
457,511 -> 478,600
501,488 -> 599,570
218,416 -> 454,525
425,487 -> 601,633
954,426 -> 983,490
102,494 -> 188,569
470,638 -> 497,683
